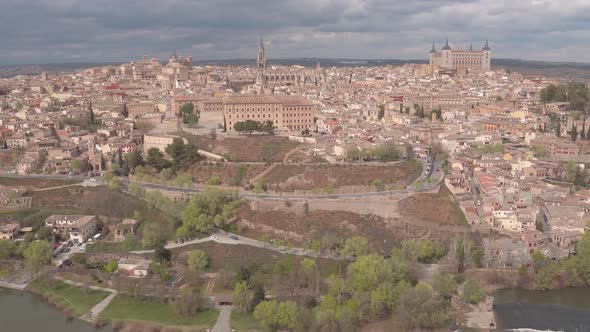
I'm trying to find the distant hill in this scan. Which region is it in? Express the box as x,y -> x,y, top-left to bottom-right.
1,58 -> 589,81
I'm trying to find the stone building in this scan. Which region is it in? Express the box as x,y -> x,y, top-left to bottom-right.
429,39 -> 491,72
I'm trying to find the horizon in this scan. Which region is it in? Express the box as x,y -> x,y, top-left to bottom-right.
2,56 -> 590,68
2,1 -> 590,65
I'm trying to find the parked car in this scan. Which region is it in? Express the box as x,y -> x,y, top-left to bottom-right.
230,235 -> 239,241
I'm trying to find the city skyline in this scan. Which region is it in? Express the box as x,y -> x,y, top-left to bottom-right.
1,0 -> 590,65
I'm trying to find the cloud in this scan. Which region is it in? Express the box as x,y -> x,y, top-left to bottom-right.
0,0 -> 589,64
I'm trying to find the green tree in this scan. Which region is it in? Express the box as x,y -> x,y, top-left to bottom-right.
175,287 -> 203,317
461,280 -> 485,304
146,148 -> 171,171
178,188 -> 242,237
571,124 -> 578,142
340,236 -> 370,257
153,242 -> 171,264
24,240 -> 53,274
126,151 -> 143,171
396,283 -> 448,329
232,280 -> 253,313
432,272 -> 457,300
165,138 -> 187,164
377,104 -> 385,120
187,249 -> 209,271
103,261 -> 118,274
531,145 -> 547,158
0,240 -> 18,260
253,300 -> 300,331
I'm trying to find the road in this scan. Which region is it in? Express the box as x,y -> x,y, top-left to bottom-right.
131,230 -> 354,261
1,158 -> 444,200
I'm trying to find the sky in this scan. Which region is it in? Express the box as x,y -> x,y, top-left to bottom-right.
1,0 -> 590,65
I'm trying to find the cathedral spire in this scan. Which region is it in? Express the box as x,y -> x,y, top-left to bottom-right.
442,38 -> 451,50
469,42 -> 473,51
257,38 -> 266,70
430,42 -> 436,54
483,39 -> 491,51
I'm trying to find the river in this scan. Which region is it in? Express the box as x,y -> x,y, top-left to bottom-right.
494,287 -> 590,332
0,288 -> 112,332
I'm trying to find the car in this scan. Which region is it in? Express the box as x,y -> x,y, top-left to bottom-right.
89,178 -> 97,182
178,239 -> 185,244
230,235 -> 239,241
210,236 -> 219,241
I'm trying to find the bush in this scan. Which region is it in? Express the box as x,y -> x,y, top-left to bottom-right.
462,280 -> 485,304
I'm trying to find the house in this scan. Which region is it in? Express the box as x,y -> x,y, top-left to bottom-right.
0,223 -> 20,240
521,229 -> 547,254
45,215 -> 97,243
117,258 -> 150,277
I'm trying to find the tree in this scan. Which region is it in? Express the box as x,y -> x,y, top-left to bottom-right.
187,249 -> 209,272
126,151 -> 143,171
341,236 -> 370,257
432,272 -> 457,300
178,188 -> 242,237
396,284 -> 448,329
0,240 -> 18,260
253,300 -> 300,331
571,124 -> 578,142
104,261 -> 118,274
153,242 -> 171,264
175,287 -> 203,316
146,148 -> 170,171
260,120 -> 276,135
556,121 -> 561,137
461,280 -> 485,304
232,281 -> 253,313
165,138 -> 187,164
24,240 -> 53,274
377,104 -> 385,120
36,227 -> 54,241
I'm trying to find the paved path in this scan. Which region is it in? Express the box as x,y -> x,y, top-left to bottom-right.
131,230 -> 354,261
211,305 -> 232,332
55,276 -> 118,321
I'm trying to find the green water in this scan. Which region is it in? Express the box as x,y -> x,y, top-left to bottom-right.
0,288 -> 112,332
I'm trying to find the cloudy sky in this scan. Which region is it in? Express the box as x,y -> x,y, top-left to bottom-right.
1,0 -> 589,65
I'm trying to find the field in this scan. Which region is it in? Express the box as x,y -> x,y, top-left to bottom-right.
30,280 -> 109,316
398,185 -> 467,225
174,131 -> 300,162
0,176 -> 81,189
100,295 -> 219,327
263,159 -> 422,191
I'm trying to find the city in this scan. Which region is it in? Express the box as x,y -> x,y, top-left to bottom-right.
1,1 -> 590,332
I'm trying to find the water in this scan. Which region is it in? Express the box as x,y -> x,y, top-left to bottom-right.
494,288 -> 590,332
0,288 -> 112,332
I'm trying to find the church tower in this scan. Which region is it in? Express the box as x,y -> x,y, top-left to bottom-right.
256,38 -> 266,86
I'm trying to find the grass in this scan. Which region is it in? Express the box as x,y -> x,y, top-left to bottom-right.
30,280 -> 110,316
231,311 -> 262,331
100,295 -> 219,327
